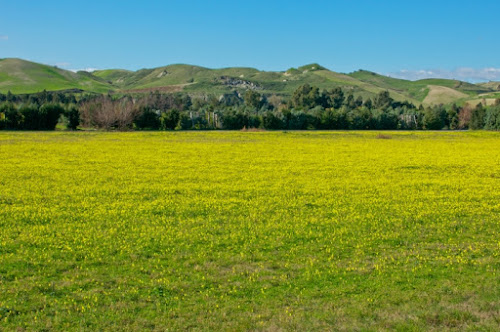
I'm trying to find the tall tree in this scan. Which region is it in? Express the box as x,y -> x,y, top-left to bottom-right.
244,90 -> 261,109
374,91 -> 393,109
329,88 -> 344,109
291,84 -> 320,109
469,103 -> 486,130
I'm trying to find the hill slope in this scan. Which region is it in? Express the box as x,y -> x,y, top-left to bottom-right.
348,70 -> 495,105
1,58 -> 497,105
0,58 -> 113,94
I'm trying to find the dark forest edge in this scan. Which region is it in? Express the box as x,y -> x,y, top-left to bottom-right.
1,84 -> 499,131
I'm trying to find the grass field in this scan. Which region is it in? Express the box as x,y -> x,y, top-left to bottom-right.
1,131 -> 500,331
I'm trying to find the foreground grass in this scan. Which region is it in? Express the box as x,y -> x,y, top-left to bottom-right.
1,131 -> 500,331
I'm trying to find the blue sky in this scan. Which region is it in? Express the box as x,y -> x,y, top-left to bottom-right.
1,0 -> 500,81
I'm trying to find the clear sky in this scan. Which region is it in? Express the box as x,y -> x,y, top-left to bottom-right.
1,0 -> 500,81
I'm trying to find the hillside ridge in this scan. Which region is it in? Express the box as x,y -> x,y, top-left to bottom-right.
1,58 -> 499,105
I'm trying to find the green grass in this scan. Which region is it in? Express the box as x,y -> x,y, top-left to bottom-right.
416,79 -> 489,94
477,81 -> 500,91
319,70 -> 422,104
0,58 -> 114,94
297,63 -> 327,71
349,70 -> 431,102
1,131 -> 500,330
349,71 -> 494,104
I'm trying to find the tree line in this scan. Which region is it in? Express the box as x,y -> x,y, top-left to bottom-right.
1,86 -> 499,131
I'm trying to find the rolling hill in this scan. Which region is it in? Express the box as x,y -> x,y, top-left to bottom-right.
1,58 -> 498,106
0,58 -> 113,94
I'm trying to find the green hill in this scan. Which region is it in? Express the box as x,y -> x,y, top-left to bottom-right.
477,81 -> 500,91
1,58 -> 497,105
0,58 -> 114,94
348,70 -> 495,105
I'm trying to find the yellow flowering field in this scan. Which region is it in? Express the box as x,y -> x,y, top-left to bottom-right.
1,131 -> 500,330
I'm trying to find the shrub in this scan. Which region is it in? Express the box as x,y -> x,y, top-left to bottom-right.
484,106 -> 500,130
160,109 -> 180,130
39,104 -> 64,130
262,112 -> 283,130
66,107 -> 80,130
177,113 -> 192,130
423,108 -> 444,130
135,108 -> 161,130
0,103 -> 22,129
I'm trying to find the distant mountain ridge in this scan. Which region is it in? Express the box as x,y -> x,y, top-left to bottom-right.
1,58 -> 500,105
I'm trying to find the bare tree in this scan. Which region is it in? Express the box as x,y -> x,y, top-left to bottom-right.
458,103 -> 473,129
80,95 -> 139,130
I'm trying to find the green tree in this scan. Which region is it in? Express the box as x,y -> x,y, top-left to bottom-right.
329,87 -> 345,109
177,113 -> 192,130
222,110 -> 248,129
374,91 -> 393,109
355,96 -> 364,108
344,94 -> 355,110
6,91 -> 14,102
135,108 -> 160,130
447,104 -> 459,130
161,109 -> 180,130
422,108 -> 444,130
244,90 -> 261,110
39,104 -> 64,130
287,111 -> 317,129
261,112 -> 283,129
469,103 -> 486,130
372,109 -> 398,129
66,106 -> 80,130
281,109 -> 292,129
363,98 -> 373,109
320,109 -> 340,129
0,103 -> 22,129
291,84 -> 320,109
484,105 -> 500,130
348,107 -> 372,129
19,105 -> 41,130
